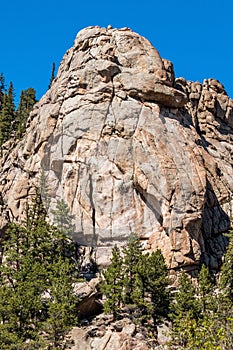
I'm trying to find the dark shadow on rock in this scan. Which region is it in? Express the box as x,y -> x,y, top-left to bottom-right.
77,292 -> 103,320
201,179 -> 230,270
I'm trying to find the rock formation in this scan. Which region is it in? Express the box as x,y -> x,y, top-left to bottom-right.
0,26 -> 233,273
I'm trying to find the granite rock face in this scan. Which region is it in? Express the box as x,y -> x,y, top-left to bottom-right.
0,26 -> 233,271
69,314 -> 166,350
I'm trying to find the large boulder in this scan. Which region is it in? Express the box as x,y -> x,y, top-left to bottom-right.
0,26 -> 233,272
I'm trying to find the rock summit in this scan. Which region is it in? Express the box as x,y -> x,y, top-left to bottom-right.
1,26 -> 233,272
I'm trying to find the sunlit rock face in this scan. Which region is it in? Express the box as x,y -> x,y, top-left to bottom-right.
0,26 -> 233,272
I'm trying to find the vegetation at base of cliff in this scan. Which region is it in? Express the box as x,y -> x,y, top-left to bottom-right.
100,234 -> 170,337
101,232 -> 233,348
169,232 -> 233,349
0,192 -> 79,349
0,188 -> 233,348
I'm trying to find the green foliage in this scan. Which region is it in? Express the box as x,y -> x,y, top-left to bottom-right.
16,87 -> 36,138
198,264 -> 215,313
170,249 -> 233,349
219,230 -> 233,301
101,234 -> 170,329
170,313 -> 233,349
51,199 -> 75,237
122,233 -> 144,305
0,75 -> 36,146
40,168 -> 51,212
0,73 -> 5,93
0,193 -> 79,349
0,82 -> 15,146
100,245 -> 124,319
48,62 -> 56,89
43,257 -> 78,349
172,272 -> 200,320
145,251 -> 170,324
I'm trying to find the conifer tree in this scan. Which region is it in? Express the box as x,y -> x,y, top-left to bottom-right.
39,168 -> 51,213
172,272 -> 200,320
101,236 -> 170,330
0,73 -> 5,92
122,233 -> 143,305
16,87 -> 36,138
43,257 -> 78,348
48,62 -> 56,89
0,73 -> 5,108
51,199 -> 75,237
145,251 -> 170,325
0,192 -> 79,349
219,230 -> 233,302
0,82 -> 15,146
101,245 -> 124,319
198,264 -> 215,314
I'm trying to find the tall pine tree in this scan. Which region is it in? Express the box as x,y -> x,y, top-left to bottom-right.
48,62 -> 56,89
100,245 -> 124,320
219,230 -> 233,302
16,87 -> 36,138
0,193 -> 79,349
0,82 -> 15,146
122,233 -> 144,305
0,73 -> 5,109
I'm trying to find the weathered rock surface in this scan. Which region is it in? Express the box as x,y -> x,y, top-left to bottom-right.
69,315 -> 165,350
0,26 -> 233,271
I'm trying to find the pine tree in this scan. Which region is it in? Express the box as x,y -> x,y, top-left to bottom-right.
43,257 -> 78,348
172,272 -> 200,320
101,237 -> 171,331
48,62 -> 56,89
122,233 -> 143,305
100,245 -> 124,320
0,82 -> 15,146
0,192 -> 79,349
0,73 -> 5,92
16,87 -> 36,138
51,199 -> 75,237
219,230 -> 233,301
0,73 -> 5,108
145,251 -> 170,325
39,168 -> 51,213
198,264 -> 215,314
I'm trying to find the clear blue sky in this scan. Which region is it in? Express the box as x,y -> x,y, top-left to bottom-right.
1,0 -> 233,103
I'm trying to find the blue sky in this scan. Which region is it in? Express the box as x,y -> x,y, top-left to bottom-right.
1,0 -> 233,103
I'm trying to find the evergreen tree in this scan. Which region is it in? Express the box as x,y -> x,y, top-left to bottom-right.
0,193 -> 79,349
145,251 -> 170,325
122,233 -> 143,305
219,230 -> 233,301
172,272 -> 200,320
0,72 -> 5,92
39,168 -> 51,213
48,62 -> 56,89
101,236 -> 170,331
43,257 -> 78,349
198,264 -> 215,314
16,87 -> 36,138
100,245 -> 124,320
0,82 -> 15,146
0,73 -> 5,108
51,199 -> 75,237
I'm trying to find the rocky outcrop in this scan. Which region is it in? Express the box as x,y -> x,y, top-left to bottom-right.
0,26 -> 233,272
69,314 -> 169,350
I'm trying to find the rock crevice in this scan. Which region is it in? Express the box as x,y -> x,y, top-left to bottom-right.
0,26 -> 233,272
